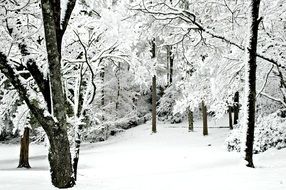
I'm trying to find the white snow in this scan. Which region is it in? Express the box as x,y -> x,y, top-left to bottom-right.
0,118 -> 286,190
60,0 -> 69,30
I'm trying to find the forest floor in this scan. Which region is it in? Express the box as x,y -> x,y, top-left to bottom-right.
0,117 -> 286,190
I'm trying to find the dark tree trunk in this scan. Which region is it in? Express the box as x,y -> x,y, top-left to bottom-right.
18,127 -> 31,168
169,48 -> 173,85
244,0 -> 261,168
100,66 -> 105,106
188,109 -> 194,132
202,101 -> 208,136
116,76 -> 120,110
228,106 -> 233,130
41,0 -> 76,187
152,75 -> 157,133
166,45 -> 174,85
46,126 -> 75,188
233,91 -> 239,125
115,63 -> 121,110
151,39 -> 157,133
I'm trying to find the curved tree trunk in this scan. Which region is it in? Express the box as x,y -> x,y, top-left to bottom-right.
18,127 -> 31,168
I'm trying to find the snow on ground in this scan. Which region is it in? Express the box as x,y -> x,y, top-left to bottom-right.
0,117 -> 286,190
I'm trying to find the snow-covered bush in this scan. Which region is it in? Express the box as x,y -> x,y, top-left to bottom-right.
226,110 -> 286,153
158,86 -> 185,123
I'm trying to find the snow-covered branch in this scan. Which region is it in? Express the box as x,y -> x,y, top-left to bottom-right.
0,52 -> 56,133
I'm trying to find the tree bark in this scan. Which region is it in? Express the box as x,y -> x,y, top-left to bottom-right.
228,106 -> 233,130
18,127 -> 31,168
188,108 -> 194,132
202,101 -> 208,136
233,91 -> 239,125
244,0 -> 261,168
46,126 -> 75,188
40,0 -> 76,187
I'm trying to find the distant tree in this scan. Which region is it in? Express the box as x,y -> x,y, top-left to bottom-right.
233,92 -> 239,125
187,108 -> 193,132
202,101 -> 208,136
228,105 -> 233,130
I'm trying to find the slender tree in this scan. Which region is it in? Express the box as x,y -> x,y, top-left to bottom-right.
202,101 -> 208,136
233,91 -> 239,125
182,0 -> 194,133
188,108 -> 194,132
100,66 -> 105,107
228,106 -> 233,130
151,39 -> 157,133
166,45 -> 174,85
244,0 -> 261,168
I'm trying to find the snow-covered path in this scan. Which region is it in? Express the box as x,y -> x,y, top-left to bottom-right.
1,120 -> 286,190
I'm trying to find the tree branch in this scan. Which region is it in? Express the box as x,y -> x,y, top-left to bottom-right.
61,0 -> 77,33
0,52 -> 55,133
26,59 -> 51,112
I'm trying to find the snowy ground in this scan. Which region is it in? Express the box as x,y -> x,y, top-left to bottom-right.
1,117 -> 286,190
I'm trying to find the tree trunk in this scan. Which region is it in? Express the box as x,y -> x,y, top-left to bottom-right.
73,124 -> 81,181
41,0 -> 76,187
202,101 -> 208,136
151,39 -> 157,133
169,48 -> 174,85
166,45 -> 174,85
244,0 -> 261,168
152,75 -> 157,133
166,45 -> 170,86
233,91 -> 239,125
115,63 -> 121,110
100,66 -> 105,106
18,127 -> 31,168
188,108 -> 194,132
47,126 -> 75,188
228,106 -> 233,130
